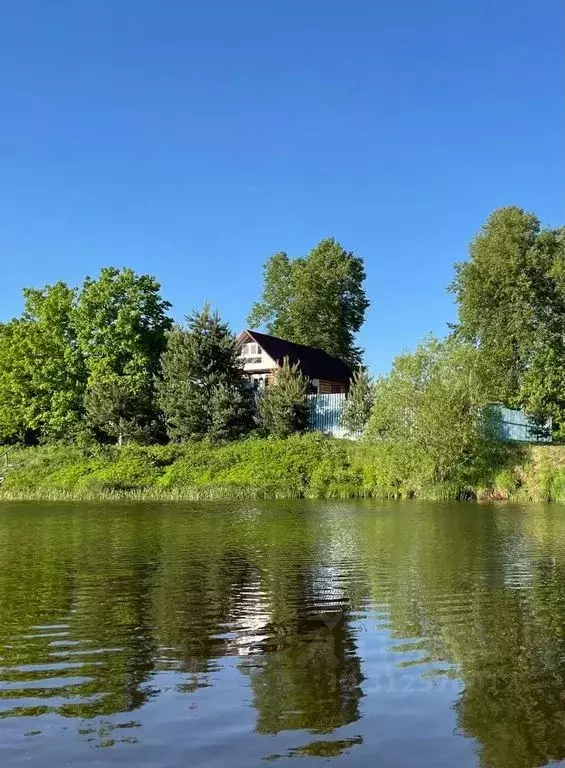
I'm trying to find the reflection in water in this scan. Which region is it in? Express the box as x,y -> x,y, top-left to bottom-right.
241,606 -> 363,735
1,501 -> 565,766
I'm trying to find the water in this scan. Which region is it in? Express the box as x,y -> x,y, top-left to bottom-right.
1,501 -> 565,767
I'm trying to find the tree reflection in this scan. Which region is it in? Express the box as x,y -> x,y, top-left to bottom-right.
240,605 -> 363,735
455,561 -> 565,768
355,503 -> 565,768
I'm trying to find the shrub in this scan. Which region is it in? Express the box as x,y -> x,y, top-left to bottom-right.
257,359 -> 309,438
342,368 -> 373,435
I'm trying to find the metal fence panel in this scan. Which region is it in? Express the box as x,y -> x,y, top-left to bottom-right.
488,404 -> 552,443
308,393 -> 349,438
307,397 -> 552,444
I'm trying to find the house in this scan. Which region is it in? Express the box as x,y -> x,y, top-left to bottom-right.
237,330 -> 353,394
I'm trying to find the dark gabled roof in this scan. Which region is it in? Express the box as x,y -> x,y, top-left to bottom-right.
241,330 -> 353,383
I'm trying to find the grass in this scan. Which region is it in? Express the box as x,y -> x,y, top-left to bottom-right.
1,436 -> 564,504
0,436 -> 379,502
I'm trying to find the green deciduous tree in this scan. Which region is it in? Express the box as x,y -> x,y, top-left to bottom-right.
248,238 -> 368,367
158,304 -> 253,442
342,368 -> 373,435
450,207 -> 565,433
365,337 -> 505,488
0,282 -> 86,444
258,358 -> 310,438
74,267 -> 172,443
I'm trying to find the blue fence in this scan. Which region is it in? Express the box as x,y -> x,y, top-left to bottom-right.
489,404 -> 552,443
308,393 -> 350,438
307,396 -> 552,443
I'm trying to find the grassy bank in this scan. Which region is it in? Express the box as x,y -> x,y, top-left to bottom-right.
1,435 -> 565,503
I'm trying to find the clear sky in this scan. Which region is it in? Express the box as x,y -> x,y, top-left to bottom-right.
1,0 -> 563,373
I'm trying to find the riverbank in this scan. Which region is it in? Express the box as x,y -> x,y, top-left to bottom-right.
1,435 -> 565,503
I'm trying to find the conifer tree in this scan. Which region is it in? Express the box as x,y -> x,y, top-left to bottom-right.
342,368 -> 373,435
258,358 -> 309,438
158,305 -> 253,442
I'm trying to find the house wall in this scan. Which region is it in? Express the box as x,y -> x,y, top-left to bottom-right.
238,338 -> 278,374
237,334 -> 349,393
316,379 -> 348,394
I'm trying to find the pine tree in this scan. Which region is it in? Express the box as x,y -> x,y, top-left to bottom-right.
342,368 -> 373,435
157,304 -> 253,442
258,358 -> 309,438
84,377 -> 161,445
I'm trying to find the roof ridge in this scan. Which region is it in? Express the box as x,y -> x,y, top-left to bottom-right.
246,329 -> 341,359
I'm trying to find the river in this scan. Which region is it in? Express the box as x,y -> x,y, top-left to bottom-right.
1,499 -> 564,767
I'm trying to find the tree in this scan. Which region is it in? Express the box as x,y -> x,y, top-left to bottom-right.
450,207 -> 565,431
364,337 -> 505,487
248,238 -> 368,367
74,267 -> 171,443
84,378 -> 160,446
258,358 -> 310,438
0,282 -> 86,444
158,304 -> 253,442
342,369 -> 373,435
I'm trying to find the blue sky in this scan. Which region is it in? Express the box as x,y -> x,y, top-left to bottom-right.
1,0 -> 563,373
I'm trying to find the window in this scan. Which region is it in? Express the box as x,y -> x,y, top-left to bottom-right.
241,342 -> 263,361
250,373 -> 269,388
242,342 -> 259,356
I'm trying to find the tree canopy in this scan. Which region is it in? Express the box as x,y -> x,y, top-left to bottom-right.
0,268 -> 171,446
364,337 -> 505,487
158,304 -> 253,442
75,267 -> 172,443
0,283 -> 86,443
451,207 -> 565,433
248,238 -> 368,367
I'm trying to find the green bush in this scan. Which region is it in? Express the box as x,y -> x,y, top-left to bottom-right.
310,457 -> 364,498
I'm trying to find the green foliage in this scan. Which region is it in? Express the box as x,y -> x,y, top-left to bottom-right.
258,358 -> 309,438
158,434 -> 336,496
75,267 -> 172,444
0,435 -> 357,499
248,238 -> 369,367
342,368 -> 373,435
492,468 -> 521,498
81,445 -> 162,491
0,283 -> 86,444
84,378 -> 162,445
520,327 -> 565,440
158,304 -> 253,442
2,437 -> 565,503
354,440 -> 426,497
74,267 -> 172,382
309,457 -> 364,498
451,207 -> 565,432
365,337 -> 508,487
0,268 -> 171,447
